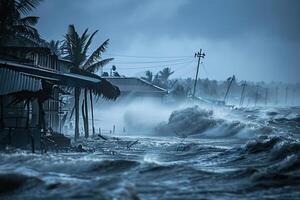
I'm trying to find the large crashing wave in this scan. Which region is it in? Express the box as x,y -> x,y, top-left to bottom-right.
155,106 -> 273,138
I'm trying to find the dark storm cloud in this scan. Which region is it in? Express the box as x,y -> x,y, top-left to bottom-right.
33,0 -> 300,83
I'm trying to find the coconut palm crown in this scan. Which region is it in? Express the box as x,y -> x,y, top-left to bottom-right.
0,0 -> 42,45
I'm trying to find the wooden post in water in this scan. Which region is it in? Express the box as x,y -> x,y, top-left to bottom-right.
254,85 -> 259,106
285,86 -> 288,105
265,88 -> 268,106
292,88 -> 296,105
275,86 -> 279,105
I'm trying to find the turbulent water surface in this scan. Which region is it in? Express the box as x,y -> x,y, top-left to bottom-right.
1,106 -> 300,200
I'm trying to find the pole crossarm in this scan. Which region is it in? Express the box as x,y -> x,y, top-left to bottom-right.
192,49 -> 206,98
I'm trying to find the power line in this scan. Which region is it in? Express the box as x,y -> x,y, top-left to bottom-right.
106,53 -> 191,59
116,60 -> 196,70
201,62 -> 211,78
112,58 -> 194,65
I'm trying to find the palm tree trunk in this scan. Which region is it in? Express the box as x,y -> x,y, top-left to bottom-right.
82,99 -> 86,137
74,87 -> 80,141
89,90 -> 95,137
83,89 -> 89,138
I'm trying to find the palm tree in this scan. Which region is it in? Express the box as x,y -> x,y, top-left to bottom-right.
159,67 -> 174,87
0,0 -> 42,46
142,70 -> 153,83
62,24 -> 114,140
48,40 -> 62,56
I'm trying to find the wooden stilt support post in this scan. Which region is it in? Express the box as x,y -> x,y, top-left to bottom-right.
74,88 -> 80,141
26,101 -> 30,129
89,90 -> 95,137
0,96 -> 4,128
83,89 -> 89,138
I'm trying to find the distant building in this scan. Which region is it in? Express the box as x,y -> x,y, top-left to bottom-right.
105,77 -> 168,99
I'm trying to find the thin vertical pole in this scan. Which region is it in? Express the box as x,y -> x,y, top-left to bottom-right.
89,90 -> 95,137
275,86 -> 279,105
223,75 -> 234,103
254,85 -> 259,106
239,83 -> 246,107
265,88 -> 268,106
26,101 -> 30,129
84,89 -> 89,138
192,49 -> 205,98
0,96 -> 4,128
285,86 -> 288,105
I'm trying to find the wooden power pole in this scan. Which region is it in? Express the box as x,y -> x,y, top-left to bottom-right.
192,49 -> 205,98
239,82 -> 247,107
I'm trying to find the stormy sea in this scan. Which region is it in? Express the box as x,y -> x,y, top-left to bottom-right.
1,105 -> 300,200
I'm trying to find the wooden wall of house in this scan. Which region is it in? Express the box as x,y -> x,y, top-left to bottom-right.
33,53 -> 60,71
1,96 -> 28,128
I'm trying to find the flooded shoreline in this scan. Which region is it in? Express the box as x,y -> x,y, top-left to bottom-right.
1,106 -> 300,199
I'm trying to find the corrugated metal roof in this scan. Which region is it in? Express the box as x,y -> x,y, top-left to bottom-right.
0,59 -> 101,85
0,67 -> 42,95
105,77 -> 168,94
0,59 -> 120,100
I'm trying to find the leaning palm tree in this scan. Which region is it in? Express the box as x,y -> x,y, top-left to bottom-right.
62,24 -> 115,140
0,0 -> 42,46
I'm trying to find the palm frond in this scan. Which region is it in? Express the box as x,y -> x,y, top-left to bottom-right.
83,39 -> 110,69
82,30 -> 98,58
16,0 -> 43,15
14,24 -> 39,39
19,16 -> 39,26
70,67 -> 120,100
85,58 -> 113,73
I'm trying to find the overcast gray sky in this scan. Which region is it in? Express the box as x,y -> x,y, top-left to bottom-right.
33,0 -> 300,83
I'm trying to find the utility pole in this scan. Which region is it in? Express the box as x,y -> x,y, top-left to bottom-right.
239,82 -> 247,107
192,49 -> 205,98
285,86 -> 288,105
223,75 -> 235,103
